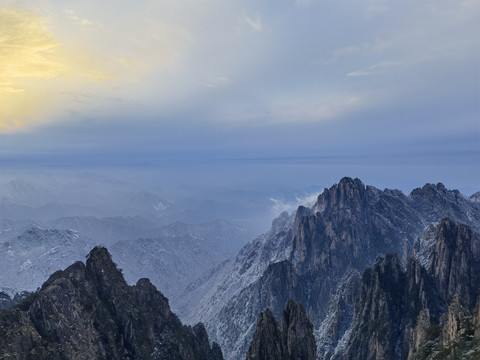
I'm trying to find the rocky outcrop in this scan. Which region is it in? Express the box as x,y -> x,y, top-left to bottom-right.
343,254 -> 406,360
0,246 -> 223,360
245,300 -> 316,360
246,308 -> 287,360
316,270 -> 361,360
340,219 -> 480,360
183,178 -> 480,360
410,296 -> 480,360
410,183 -> 480,227
280,301 -> 316,360
428,218 -> 480,309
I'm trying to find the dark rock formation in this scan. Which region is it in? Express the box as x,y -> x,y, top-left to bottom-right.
0,246 -> 223,360
340,218 -> 480,360
246,308 -> 287,360
245,300 -> 316,360
343,253 -> 406,360
189,177 -> 480,360
428,218 -> 480,309
280,301 -> 316,360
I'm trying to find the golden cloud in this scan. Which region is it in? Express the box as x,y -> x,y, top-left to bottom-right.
0,8 -> 64,131
0,4 -> 193,132
0,7 -> 111,132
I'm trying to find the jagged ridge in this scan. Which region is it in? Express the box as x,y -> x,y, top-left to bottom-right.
0,247 -> 223,360
339,218 -> 480,360
181,177 -> 480,360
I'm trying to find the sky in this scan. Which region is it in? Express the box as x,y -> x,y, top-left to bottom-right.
0,0 -> 479,196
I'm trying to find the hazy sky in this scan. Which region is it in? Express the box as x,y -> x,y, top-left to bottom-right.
0,0 -> 479,194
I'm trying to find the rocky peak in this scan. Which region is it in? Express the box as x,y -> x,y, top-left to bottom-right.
181,179 -> 480,360
245,300 -> 316,360
339,219 -> 480,360
471,191 -> 480,203
0,246 -> 224,360
314,177 -> 366,216
246,308 -> 287,360
280,301 -> 316,360
343,253 -> 407,360
409,184 -> 479,230
85,246 -> 127,301
441,295 -> 472,346
429,218 -> 480,309
410,183 -> 448,198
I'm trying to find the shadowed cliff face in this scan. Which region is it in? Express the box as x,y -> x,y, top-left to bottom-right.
246,300 -> 316,360
194,177 -> 480,360
0,247 -> 224,360
340,218 -> 480,360
429,219 -> 480,309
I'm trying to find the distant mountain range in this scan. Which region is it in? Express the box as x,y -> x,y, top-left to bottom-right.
0,177 -> 479,359
0,219 -> 252,302
0,173 -> 312,232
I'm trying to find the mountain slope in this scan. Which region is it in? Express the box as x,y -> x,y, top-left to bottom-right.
0,227 -> 93,294
110,219 -> 252,300
0,247 -> 224,360
339,218 -> 480,360
179,178 -> 480,360
0,218 -> 251,304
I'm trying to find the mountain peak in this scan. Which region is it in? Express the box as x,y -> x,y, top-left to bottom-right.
410,182 -> 452,197
0,246 -> 224,360
338,176 -> 365,188
85,246 -> 127,300
246,300 -> 316,360
314,177 -> 367,215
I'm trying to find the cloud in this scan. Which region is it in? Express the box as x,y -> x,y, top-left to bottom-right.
115,57 -> 143,68
65,10 -> 100,27
331,45 -> 361,58
0,8 -> 65,83
244,15 -> 263,31
347,61 -> 403,77
264,93 -> 366,124
205,77 -> 230,88
295,193 -> 319,207
323,38 -> 392,64
269,191 -> 320,216
0,8 -> 66,131
0,3 -> 191,132
0,8 -> 113,132
462,0 -> 480,9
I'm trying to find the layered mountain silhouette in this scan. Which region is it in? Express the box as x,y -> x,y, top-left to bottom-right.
0,247 -> 223,360
246,218 -> 480,360
178,177 -> 480,360
1,177 -> 479,360
337,218 -> 480,360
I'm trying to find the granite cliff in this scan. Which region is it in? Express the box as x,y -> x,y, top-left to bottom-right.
245,300 -> 316,360
0,247 -> 223,360
338,218 -> 480,360
184,178 -> 479,360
